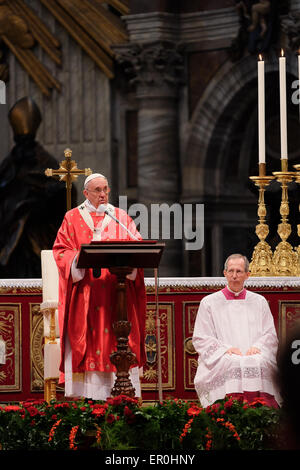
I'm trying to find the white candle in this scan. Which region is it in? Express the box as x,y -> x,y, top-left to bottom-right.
279,50 -> 288,159
258,55 -> 265,164
41,250 -> 59,302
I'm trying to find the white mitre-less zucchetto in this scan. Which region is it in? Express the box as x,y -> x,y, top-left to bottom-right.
84,173 -> 107,188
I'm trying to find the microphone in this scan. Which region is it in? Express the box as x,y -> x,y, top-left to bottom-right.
99,204 -> 140,241
92,205 -> 139,279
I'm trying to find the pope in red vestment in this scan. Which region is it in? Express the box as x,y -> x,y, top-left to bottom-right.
53,173 -> 146,400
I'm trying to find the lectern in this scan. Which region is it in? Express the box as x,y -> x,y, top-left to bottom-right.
77,240 -> 165,397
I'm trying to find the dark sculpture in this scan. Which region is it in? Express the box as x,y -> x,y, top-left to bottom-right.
230,0 -> 280,60
0,97 -> 74,278
282,11 -> 300,52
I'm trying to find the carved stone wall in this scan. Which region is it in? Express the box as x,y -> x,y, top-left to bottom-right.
2,0 -> 112,195
2,1 -> 300,277
114,39 -> 184,275
121,2 -> 300,276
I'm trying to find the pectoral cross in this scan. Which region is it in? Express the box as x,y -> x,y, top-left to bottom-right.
45,148 -> 92,211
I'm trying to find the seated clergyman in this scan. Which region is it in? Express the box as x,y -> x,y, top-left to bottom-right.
192,253 -> 280,407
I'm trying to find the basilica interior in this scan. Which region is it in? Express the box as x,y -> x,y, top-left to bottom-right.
1,0 -> 299,278
0,0 -> 300,411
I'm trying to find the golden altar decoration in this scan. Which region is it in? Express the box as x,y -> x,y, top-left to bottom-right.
250,159 -> 300,277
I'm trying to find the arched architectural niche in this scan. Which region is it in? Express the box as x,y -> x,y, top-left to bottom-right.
181,49 -> 299,202
182,49 -> 300,275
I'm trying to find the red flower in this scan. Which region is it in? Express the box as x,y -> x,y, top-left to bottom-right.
95,425 -> 102,445
106,413 -> 116,424
106,395 -> 138,407
22,399 -> 45,407
48,419 -> 62,442
205,428 -> 213,450
27,406 -> 39,417
179,417 -> 194,442
124,405 -> 132,417
107,396 -> 123,406
91,407 -> 107,418
54,403 -> 70,410
69,425 -> 79,450
123,396 -> 139,405
249,397 -> 267,407
18,409 -> 26,419
91,403 -> 108,410
224,398 -> 234,410
187,404 -> 202,416
211,403 -> 221,414
4,405 -> 22,412
124,405 -> 135,424
91,403 -> 108,418
216,417 -> 240,441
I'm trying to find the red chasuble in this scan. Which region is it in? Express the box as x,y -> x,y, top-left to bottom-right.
53,204 -> 146,381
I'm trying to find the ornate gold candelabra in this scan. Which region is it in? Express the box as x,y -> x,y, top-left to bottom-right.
272,159 -> 297,276
293,163 -> 300,275
43,306 -> 58,403
249,163 -> 275,276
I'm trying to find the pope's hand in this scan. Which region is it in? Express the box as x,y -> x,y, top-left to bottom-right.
226,347 -> 242,355
246,347 -> 261,355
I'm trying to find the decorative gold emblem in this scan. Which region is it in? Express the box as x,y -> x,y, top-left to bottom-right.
141,303 -> 175,390
30,303 -> 44,392
0,304 -> 21,392
184,337 -> 196,355
143,365 -> 158,381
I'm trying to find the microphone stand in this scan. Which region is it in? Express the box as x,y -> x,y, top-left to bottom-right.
103,207 -> 140,241
104,207 -> 163,401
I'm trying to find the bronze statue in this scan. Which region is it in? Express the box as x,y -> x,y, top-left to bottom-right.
0,96 -> 75,278
230,0 -> 280,59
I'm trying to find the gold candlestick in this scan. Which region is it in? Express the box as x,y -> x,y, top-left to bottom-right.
272,160 -> 297,276
249,163 -> 275,276
293,163 -> 300,276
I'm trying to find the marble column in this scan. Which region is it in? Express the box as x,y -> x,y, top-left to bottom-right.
115,40 -> 184,275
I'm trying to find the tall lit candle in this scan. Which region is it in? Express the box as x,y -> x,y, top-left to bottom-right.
258,54 -> 265,165
279,49 -> 288,160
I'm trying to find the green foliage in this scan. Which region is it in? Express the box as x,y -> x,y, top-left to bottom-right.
0,395 -> 282,451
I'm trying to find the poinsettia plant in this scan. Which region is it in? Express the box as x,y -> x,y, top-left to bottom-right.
0,395 -> 283,450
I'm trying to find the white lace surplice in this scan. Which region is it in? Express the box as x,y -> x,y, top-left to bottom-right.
192,290 -> 280,407
64,336 -> 141,400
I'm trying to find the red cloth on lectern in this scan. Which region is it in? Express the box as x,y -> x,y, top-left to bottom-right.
53,206 -> 146,380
